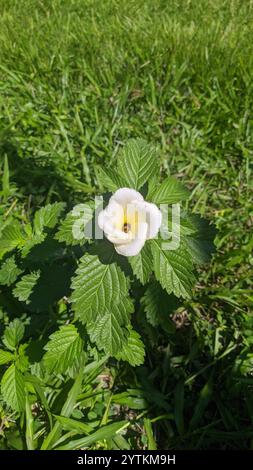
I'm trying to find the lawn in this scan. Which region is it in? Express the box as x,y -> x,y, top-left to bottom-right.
0,0 -> 252,450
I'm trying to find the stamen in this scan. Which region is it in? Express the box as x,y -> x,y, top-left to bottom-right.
123,222 -> 131,233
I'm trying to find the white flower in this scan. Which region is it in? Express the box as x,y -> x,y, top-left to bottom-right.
98,188 -> 162,256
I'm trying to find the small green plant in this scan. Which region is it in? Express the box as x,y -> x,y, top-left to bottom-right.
0,139 -> 215,449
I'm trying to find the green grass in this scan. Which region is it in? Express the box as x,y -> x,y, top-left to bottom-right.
0,0 -> 253,449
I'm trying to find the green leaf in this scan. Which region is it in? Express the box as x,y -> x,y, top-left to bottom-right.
43,325 -> 83,374
55,420 -> 128,450
21,234 -> 45,257
148,176 -> 189,204
3,319 -> 25,351
19,203 -> 65,257
96,166 -> 127,192
117,138 -> 158,190
147,173 -> 160,196
128,241 -> 153,285
25,375 -> 53,430
0,256 -> 22,286
13,271 -> 40,304
23,263 -> 74,313
71,253 -> 129,324
87,297 -> 133,355
55,213 -> 80,246
115,327 -> 145,366
144,418 -> 157,450
34,202 -> 66,235
25,392 -> 35,450
55,203 -> 93,246
67,351 -> 87,379
0,222 -> 27,259
182,215 -> 216,265
15,344 -> 29,372
189,378 -> 213,430
172,212 -> 198,236
160,210 -> 216,266
142,283 -> 163,327
184,236 -> 214,265
1,364 -> 26,412
0,349 -> 14,365
53,415 -> 93,434
142,281 -> 178,330
112,389 -> 147,410
151,239 -> 196,299
41,369 -> 84,450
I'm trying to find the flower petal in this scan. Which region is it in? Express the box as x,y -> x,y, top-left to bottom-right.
114,223 -> 148,256
111,188 -> 143,206
98,209 -> 106,230
107,229 -> 132,244
98,201 -> 124,232
135,201 -> 162,239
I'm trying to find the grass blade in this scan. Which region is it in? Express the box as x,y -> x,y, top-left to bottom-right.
55,420 -> 129,450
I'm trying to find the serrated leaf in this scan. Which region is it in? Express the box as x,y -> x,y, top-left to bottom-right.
96,167 -> 127,192
182,215 -> 216,265
34,202 -> 66,235
19,262 -> 74,313
0,222 -> 27,259
87,297 -> 133,355
147,173 -> 160,196
55,213 -> 81,246
43,325 -> 83,374
13,271 -> 40,304
1,364 -> 26,412
55,203 -> 93,246
117,139 -> 158,190
22,237 -> 65,264
142,283 -> 164,327
142,281 -> 179,330
175,213 -> 198,235
0,349 -> 14,365
148,176 -> 189,204
183,237 -> 214,265
162,211 -> 216,265
128,241 -> 153,285
166,210 -> 197,236
67,351 -> 87,379
3,319 -> 25,351
151,239 -> 196,299
0,256 -> 22,286
15,345 -> 29,373
20,203 -> 66,257
115,327 -> 145,366
71,253 -> 129,324
21,233 -> 45,257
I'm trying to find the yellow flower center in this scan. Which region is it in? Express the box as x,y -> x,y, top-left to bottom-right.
115,205 -> 145,236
